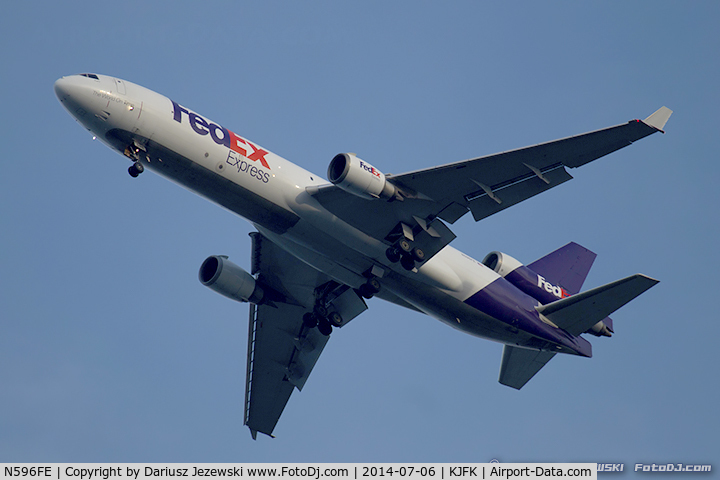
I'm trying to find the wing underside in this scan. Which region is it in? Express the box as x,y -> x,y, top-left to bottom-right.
310,108 -> 671,263
244,302 -> 329,438
243,233 -> 333,438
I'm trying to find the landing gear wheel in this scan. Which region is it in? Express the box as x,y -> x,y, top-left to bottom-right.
128,162 -> 144,177
367,277 -> 381,293
302,312 -> 318,328
400,254 -> 416,271
386,247 -> 401,263
411,247 -> 425,262
314,304 -> 328,318
317,317 -> 332,336
360,277 -> 382,299
359,283 -> 374,299
398,239 -> 412,254
328,311 -> 343,327
359,277 -> 381,299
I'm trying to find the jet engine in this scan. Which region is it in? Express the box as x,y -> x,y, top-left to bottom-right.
327,153 -> 397,200
199,255 -> 264,304
586,320 -> 614,337
483,251 -> 613,337
483,252 -> 570,305
481,251 -> 567,305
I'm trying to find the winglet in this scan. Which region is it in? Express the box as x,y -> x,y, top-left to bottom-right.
643,106 -> 673,133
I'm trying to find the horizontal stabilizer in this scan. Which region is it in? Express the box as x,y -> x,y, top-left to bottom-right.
643,106 -> 673,132
499,345 -> 556,390
537,274 -> 659,337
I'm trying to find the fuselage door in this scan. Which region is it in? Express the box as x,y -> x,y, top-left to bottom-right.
114,78 -> 127,95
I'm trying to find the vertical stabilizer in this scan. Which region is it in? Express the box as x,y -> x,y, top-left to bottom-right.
527,242 -> 596,295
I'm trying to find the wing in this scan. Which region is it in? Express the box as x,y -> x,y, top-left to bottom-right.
243,233 -> 333,439
498,345 -> 556,390
310,108 -> 671,261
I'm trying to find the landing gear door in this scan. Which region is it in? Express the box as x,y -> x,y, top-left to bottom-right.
328,286 -> 368,328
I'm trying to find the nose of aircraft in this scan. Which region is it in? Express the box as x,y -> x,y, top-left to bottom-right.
54,75 -> 78,102
54,74 -> 101,123
54,75 -> 93,105
53,76 -> 68,100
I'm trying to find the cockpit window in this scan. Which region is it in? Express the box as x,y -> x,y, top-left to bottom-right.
80,73 -> 99,80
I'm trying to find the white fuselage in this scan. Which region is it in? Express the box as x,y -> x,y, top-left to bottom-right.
54,74 -> 567,351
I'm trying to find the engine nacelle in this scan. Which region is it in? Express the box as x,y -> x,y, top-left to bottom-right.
586,319 -> 614,337
482,251 -> 569,305
483,251 -> 613,337
327,153 -> 397,200
199,255 -> 263,304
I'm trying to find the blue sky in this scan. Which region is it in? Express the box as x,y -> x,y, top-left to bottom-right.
1,1 -> 718,472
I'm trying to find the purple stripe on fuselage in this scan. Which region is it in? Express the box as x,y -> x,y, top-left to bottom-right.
464,277 -> 592,357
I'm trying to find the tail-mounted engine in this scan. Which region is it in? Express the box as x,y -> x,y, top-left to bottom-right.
482,251 -> 569,305
482,251 -> 613,337
327,153 -> 397,200
199,255 -> 264,304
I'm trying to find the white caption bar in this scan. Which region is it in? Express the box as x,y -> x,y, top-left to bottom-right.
1,464 -> 596,480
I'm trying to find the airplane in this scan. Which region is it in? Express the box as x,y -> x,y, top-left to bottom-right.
54,73 -> 671,439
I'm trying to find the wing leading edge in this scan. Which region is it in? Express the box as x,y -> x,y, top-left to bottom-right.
390,106 -> 673,224
310,108 -> 672,262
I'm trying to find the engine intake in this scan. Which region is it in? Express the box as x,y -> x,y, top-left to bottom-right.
328,153 -> 397,200
199,255 -> 263,304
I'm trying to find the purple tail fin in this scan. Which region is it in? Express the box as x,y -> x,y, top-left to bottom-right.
528,242 -> 596,295
529,242 -> 614,337
484,242 -> 615,337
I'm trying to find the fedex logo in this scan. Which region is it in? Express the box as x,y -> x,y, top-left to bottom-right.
537,275 -> 570,299
359,160 -> 381,177
171,100 -> 270,170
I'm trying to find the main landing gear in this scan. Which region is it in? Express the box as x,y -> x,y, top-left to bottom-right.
358,277 -> 381,299
302,278 -> 381,336
302,305 -> 341,337
386,239 -> 425,271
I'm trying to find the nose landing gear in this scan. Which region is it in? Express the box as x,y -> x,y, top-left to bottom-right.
124,141 -> 147,178
128,162 -> 144,177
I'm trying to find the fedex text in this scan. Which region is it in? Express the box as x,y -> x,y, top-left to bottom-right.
537,276 -> 569,299
359,160 -> 381,177
227,150 -> 270,183
171,100 -> 270,170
